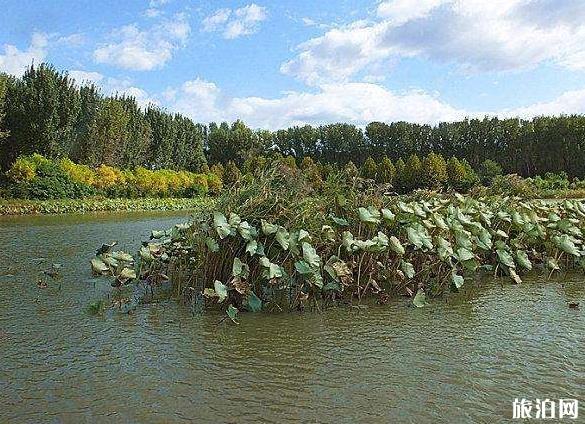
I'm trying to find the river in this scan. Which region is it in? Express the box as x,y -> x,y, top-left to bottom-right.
1,211 -> 583,423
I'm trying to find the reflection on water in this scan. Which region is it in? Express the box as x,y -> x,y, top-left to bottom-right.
0,212 -> 583,423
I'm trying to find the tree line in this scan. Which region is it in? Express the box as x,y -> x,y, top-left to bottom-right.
2,63 -> 585,179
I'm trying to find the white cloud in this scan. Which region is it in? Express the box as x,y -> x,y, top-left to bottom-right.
94,13 -> 190,70
505,88 -> 585,118
68,69 -> 158,108
202,4 -> 267,39
283,0 -> 585,84
0,32 -> 48,76
169,78 -> 467,128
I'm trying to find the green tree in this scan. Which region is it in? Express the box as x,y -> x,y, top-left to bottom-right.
478,159 -> 503,185
360,156 -> 377,180
403,154 -> 423,191
394,158 -> 406,192
422,153 -> 447,188
223,160 -> 241,186
377,155 -> 395,184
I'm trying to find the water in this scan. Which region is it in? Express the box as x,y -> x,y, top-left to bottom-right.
1,212 -> 583,423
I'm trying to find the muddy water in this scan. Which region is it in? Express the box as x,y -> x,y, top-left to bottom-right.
1,212 -> 583,423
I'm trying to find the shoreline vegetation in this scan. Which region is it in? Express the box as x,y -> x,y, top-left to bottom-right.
0,197 -> 212,216
88,165 -> 585,320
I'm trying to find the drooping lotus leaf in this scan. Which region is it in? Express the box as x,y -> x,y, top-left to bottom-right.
214,280 -> 228,302
436,237 -> 453,261
302,242 -> 320,268
259,257 -> 283,279
495,229 -> 509,238
295,260 -> 313,274
117,267 -> 137,282
381,208 -> 395,222
515,250 -> 532,270
228,212 -> 241,227
412,289 -> 428,307
139,246 -> 153,261
91,258 -> 109,275
206,237 -> 220,252
227,304 -> 239,324
261,219 -> 278,235
496,249 -> 515,268
245,239 -> 258,256
432,213 -> 448,230
358,206 -> 381,224
342,231 -> 357,253
400,260 -> 415,279
213,212 -> 232,239
451,273 -> 464,289
275,226 -> 290,250
554,234 -> 580,256
244,291 -> 262,312
455,247 -> 474,262
110,251 -> 134,262
238,221 -> 257,241
102,255 -> 119,268
389,236 -> 405,255
397,202 -> 414,214
232,257 -> 250,279
330,215 -> 349,227
298,229 -> 311,243
151,230 -> 166,239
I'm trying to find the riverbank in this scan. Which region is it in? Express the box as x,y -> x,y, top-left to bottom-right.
0,197 -> 213,215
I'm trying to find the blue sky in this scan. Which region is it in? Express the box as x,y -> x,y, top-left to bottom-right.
2,0 -> 585,128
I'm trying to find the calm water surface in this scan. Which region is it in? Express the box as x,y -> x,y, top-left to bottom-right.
0,212 -> 583,423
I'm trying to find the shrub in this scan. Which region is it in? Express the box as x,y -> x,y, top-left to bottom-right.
478,159 -> 503,185
489,174 -> 536,197
6,156 -> 36,183
223,161 -> 241,187
422,153 -> 447,188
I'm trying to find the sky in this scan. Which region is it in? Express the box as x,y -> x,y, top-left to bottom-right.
2,0 -> 585,129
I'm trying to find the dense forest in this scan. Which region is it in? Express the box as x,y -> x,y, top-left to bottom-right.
1,63 -> 585,178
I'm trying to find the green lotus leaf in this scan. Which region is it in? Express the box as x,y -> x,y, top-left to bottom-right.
412,289 -> 428,308
436,237 -> 453,260
432,213 -> 448,230
400,260 -> 415,279
102,255 -> 119,268
496,249 -> 515,268
139,246 -> 153,261
206,237 -> 219,252
302,242 -> 320,268
259,257 -> 283,279
554,234 -> 580,256
358,206 -> 381,224
407,224 -> 432,250
330,215 -> 349,227
213,212 -> 232,239
342,231 -> 357,253
381,208 -> 395,222
261,219 -> 278,235
150,230 -> 166,239
452,273 -> 464,289
214,280 -> 228,302
91,257 -> 109,275
295,260 -> 313,274
495,229 -> 509,238
244,291 -> 262,312
238,221 -> 257,241
389,236 -> 405,255
228,212 -> 241,227
455,247 -> 474,262
110,251 -> 134,263
398,202 -> 414,214
232,258 -> 250,279
515,250 -> 532,270
227,304 -> 239,324
275,226 -> 290,250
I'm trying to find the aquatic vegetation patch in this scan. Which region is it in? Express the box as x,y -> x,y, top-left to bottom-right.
0,197 -> 212,215
89,167 -> 585,319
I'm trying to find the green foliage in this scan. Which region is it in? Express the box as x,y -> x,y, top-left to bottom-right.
402,154 -> 423,192
360,157 -> 377,180
422,153 -> 447,188
223,161 -> 241,187
5,154 -> 215,200
376,155 -> 395,184
87,164 -> 585,317
478,159 -> 503,185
